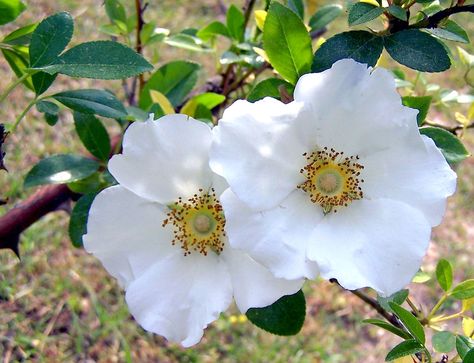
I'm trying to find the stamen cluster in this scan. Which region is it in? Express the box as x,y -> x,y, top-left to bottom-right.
163,188 -> 226,256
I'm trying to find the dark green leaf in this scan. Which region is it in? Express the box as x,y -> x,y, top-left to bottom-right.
426,20 -> 469,44
36,100 -> 59,126
363,319 -> 412,340
435,259 -> 453,292
420,127 -> 469,164
402,96 -> 432,126
226,4 -> 245,42
53,89 -> 127,119
104,0 -> 126,25
312,30 -> 383,72
263,2 -> 312,85
389,302 -> 425,343
457,335 -> 474,359
69,193 -> 96,248
348,2 -> 384,26
287,0 -> 304,19
452,280 -> 474,300
3,23 -> 37,45
384,29 -> 451,72
385,339 -> 425,361
377,289 -> 409,312
24,154 -> 99,188
139,61 -> 200,109
432,331 -> 455,353
197,21 -> 229,41
73,112 -> 111,161
246,290 -> 305,336
387,5 -> 407,21
247,78 -> 294,102
32,72 -> 57,96
465,349 -> 474,363
37,41 -> 153,79
0,0 -> 26,26
309,4 -> 343,31
29,12 -> 73,67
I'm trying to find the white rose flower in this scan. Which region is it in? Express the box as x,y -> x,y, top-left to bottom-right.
210,59 -> 457,296
83,114 -> 303,347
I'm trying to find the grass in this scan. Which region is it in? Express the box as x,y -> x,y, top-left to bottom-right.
0,0 -> 473,362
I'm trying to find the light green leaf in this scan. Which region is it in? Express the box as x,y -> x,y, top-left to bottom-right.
37,41 -> 153,80
420,126 -> 469,164
452,280 -> 474,300
164,33 -> 211,52
69,193 -> 97,248
387,5 -> 407,21
73,112 -> 111,161
226,4 -> 245,42
435,259 -> 453,292
197,21 -> 229,41
348,2 -> 384,26
24,154 -> 99,188
53,89 -> 127,119
247,78 -> 294,102
385,339 -> 425,361
384,29 -> 451,72
389,302 -> 425,344
246,290 -> 305,336
426,20 -> 469,44
104,0 -> 126,25
432,331 -> 455,353
402,96 -> 432,126
309,4 -> 343,31
363,319 -> 411,340
263,2 -> 312,84
181,93 -> 225,117
3,23 -> 37,45
1,49 -> 34,90
0,0 -> 26,26
139,61 -> 200,109
312,30 -> 383,72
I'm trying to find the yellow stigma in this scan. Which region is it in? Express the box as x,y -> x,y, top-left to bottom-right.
162,188 -> 225,256
298,147 -> 364,214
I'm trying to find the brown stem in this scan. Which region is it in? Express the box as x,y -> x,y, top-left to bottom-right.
130,0 -> 146,105
411,4 -> 474,29
243,0 -> 257,29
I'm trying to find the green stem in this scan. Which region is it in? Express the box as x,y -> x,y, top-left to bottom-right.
427,293 -> 449,321
0,73 -> 30,104
10,98 -> 38,132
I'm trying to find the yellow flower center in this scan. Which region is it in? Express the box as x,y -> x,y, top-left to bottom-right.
162,188 -> 226,256
298,147 -> 364,214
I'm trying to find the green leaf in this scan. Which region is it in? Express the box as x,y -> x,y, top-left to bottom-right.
1,49 -> 34,90
226,4 -> 245,42
164,33 -> 211,52
0,0 -> 26,26
24,154 -> 99,188
377,289 -> 409,313
53,89 -> 127,119
37,41 -> 153,80
389,302 -> 425,344
419,127 -> 469,164
465,349 -> 474,363
402,96 -> 432,126
197,21 -> 229,41
288,0 -> 304,19
69,193 -> 96,248
29,12 -> 73,67
435,259 -> 453,292
312,30 -> 383,72
3,23 -> 37,45
457,335 -> 474,359
426,20 -> 469,44
383,29 -> 451,72
73,112 -> 111,161
432,331 -> 455,353
247,78 -> 294,102
387,5 -> 407,21
263,2 -> 312,85
181,93 -> 225,117
385,339 -> 425,361
32,72 -> 57,96
412,270 -> 431,283
363,319 -> 412,340
348,2 -> 384,26
139,61 -> 200,109
246,290 -> 306,336
104,0 -> 126,25
309,4 -> 343,31
36,100 -> 59,126
452,280 -> 474,300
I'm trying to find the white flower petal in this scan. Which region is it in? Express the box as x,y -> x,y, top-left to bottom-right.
308,199 -> 431,296
125,252 -> 232,347
361,135 -> 457,226
210,98 -> 307,210
222,248 -> 304,312
221,188 -> 320,280
108,115 -> 214,204
294,59 -> 420,156
83,185 -> 178,287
